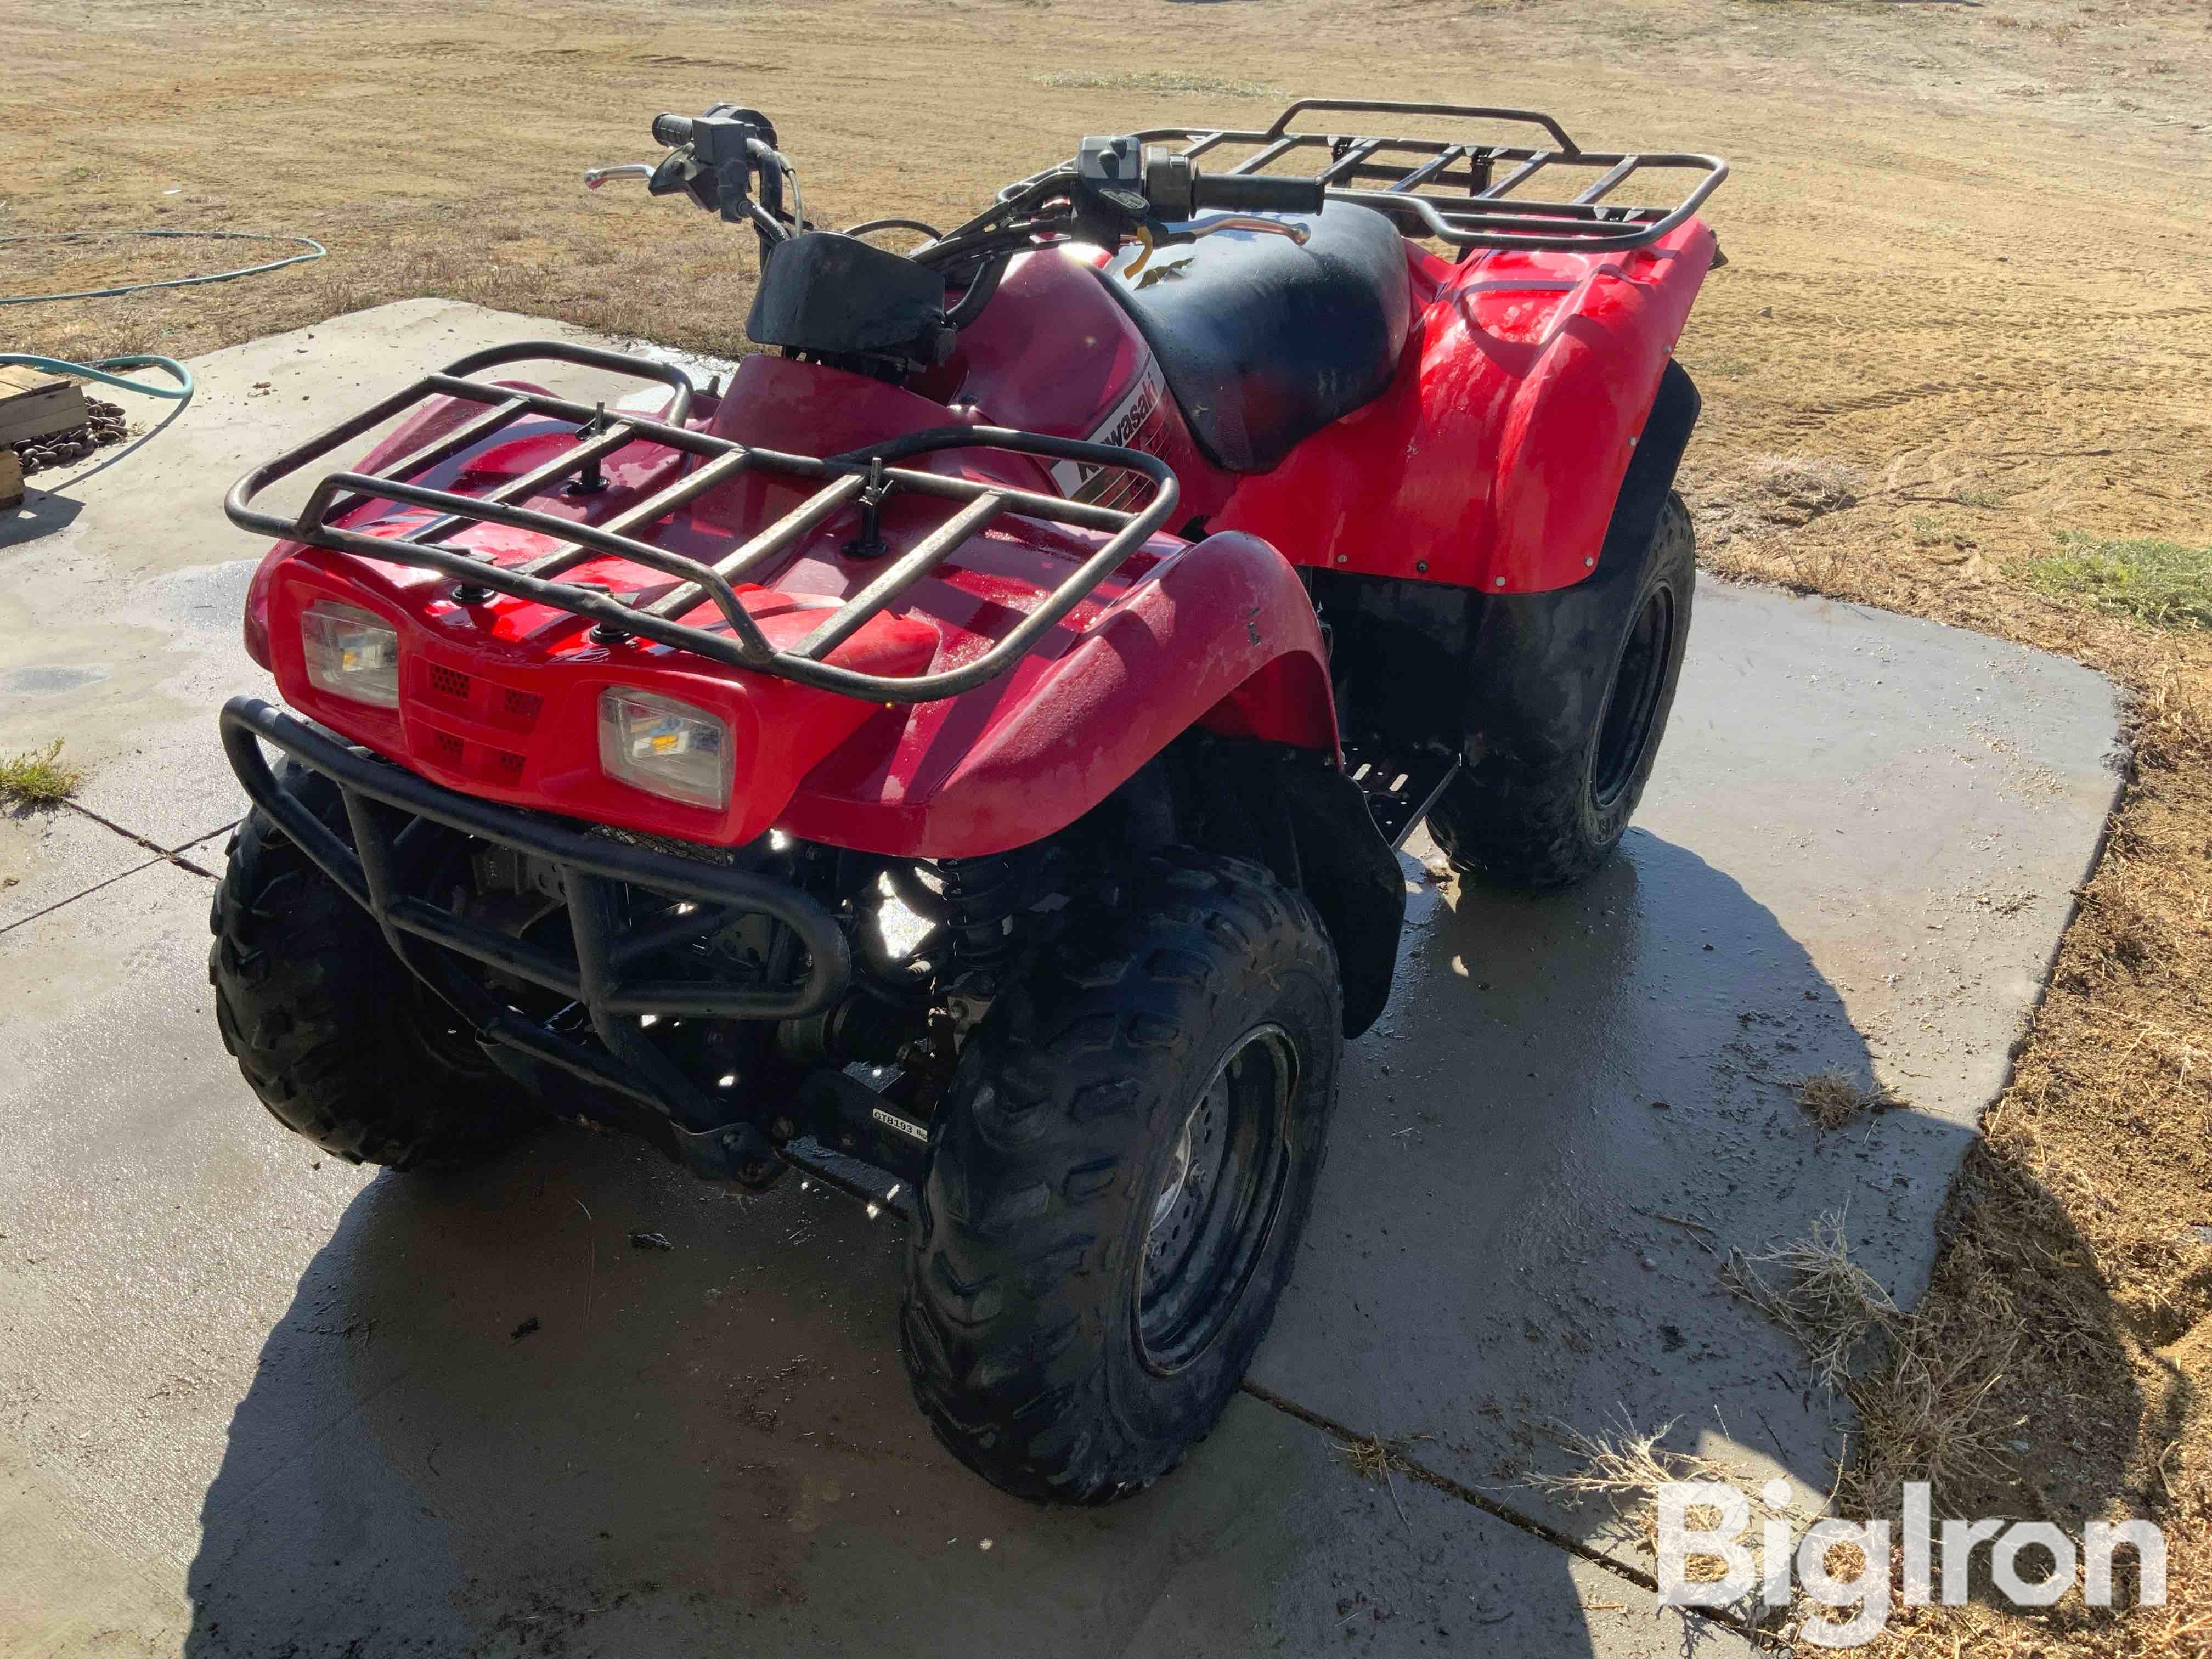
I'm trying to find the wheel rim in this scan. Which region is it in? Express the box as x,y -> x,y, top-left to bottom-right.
1590,583 -> 1677,809
1137,1023 -> 1297,1374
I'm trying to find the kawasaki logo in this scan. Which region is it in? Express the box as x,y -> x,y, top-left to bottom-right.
1049,360 -> 1167,511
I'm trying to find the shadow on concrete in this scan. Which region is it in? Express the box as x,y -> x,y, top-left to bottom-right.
178,832 -> 2146,1655
0,487 -> 83,552
0,391 -> 195,552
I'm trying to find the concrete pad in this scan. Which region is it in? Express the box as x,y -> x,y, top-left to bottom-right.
1249,579 -> 2121,1558
0,863 -> 1747,1658
171,819 -> 241,868
0,804 -> 154,930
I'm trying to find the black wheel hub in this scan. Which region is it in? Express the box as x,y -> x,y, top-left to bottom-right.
1590,582 -> 1677,809
1137,1024 -> 1296,1373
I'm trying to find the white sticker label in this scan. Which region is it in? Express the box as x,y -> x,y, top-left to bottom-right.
873,1106 -> 930,1143
1049,359 -> 1167,509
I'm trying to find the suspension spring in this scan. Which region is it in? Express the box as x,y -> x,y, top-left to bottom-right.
934,853 -> 1024,988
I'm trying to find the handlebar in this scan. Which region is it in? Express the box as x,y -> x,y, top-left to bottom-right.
608,111 -> 1331,338
1190,171 -> 1327,216
1134,146 -> 1327,222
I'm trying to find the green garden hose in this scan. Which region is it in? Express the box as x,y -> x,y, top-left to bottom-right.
0,353 -> 194,400
0,229 -> 323,307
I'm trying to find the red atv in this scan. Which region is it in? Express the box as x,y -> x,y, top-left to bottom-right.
213,98 -> 1725,1503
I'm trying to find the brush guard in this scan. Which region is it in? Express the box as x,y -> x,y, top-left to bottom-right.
224,341 -> 1181,703
222,695 -> 855,1183
1010,97 -> 1727,253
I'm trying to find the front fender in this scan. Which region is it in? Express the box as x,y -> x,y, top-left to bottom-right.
778,531 -> 1334,858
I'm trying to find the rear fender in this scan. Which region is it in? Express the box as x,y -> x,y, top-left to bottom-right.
778,531 -> 1336,858
1214,219 -> 1717,592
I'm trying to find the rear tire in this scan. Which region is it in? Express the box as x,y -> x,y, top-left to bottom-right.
900,850 -> 1340,1503
208,763 -> 538,1170
1427,491 -> 1696,887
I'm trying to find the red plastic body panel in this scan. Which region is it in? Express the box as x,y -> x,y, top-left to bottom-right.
246,356 -> 1331,857
1214,219 -> 1717,591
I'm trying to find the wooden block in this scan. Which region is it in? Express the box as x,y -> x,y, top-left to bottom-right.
0,448 -> 22,509
0,368 -> 89,447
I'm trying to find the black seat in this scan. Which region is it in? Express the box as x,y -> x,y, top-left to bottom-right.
1099,202 -> 1412,474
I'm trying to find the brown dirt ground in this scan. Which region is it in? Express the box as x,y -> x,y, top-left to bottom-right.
5,1 -> 2211,1650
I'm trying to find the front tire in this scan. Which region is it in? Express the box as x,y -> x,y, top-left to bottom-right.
1426,490 -> 1696,887
208,763 -> 538,1170
900,850 -> 1341,1503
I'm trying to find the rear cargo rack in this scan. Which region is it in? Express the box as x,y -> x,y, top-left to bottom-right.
1020,97 -> 1726,253
225,341 -> 1180,705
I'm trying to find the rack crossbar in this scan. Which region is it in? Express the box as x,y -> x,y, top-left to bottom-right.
794,493 -> 1006,662
402,419 -> 644,548
523,447 -> 757,579
647,472 -> 871,620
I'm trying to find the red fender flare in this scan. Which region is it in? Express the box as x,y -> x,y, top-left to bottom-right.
778,530 -> 1335,858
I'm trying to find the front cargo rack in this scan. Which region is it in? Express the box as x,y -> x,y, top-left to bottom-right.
1015,97 -> 1726,253
225,341 -> 1180,704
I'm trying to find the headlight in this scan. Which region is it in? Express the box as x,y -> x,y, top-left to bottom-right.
300,601 -> 400,707
597,688 -> 732,810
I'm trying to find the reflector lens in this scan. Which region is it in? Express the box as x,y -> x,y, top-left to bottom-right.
300,601 -> 400,707
597,688 -> 732,810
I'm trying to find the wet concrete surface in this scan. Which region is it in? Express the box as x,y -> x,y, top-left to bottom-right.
1259,583 -> 2122,1559
0,304 -> 2120,1656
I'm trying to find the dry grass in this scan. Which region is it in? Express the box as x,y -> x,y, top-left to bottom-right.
0,741 -> 84,808
1796,1068 -> 1897,1131
1840,1188 -> 2028,1525
1726,1211 -> 1903,1393
1034,70 -> 1273,97
1726,1199 -> 2211,1652
1756,456 -> 1865,521
1522,1414 -> 1761,1514
1724,1207 -> 2022,1519
1334,1433 -> 1399,1483
1520,1413 -> 1792,1596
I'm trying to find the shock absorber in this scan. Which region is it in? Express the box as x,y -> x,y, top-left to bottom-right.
934,853 -> 1025,1038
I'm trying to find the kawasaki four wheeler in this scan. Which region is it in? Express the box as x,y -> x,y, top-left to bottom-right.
212,97 -> 1726,1502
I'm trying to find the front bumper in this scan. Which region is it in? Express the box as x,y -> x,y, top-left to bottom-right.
220,696 -> 852,1181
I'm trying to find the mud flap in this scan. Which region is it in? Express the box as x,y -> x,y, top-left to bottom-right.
1459,361 -> 1702,777
1280,754 -> 1406,1038
1165,736 -> 1405,1038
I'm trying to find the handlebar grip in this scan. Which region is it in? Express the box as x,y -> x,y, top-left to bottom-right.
1192,171 -> 1328,215
651,112 -> 695,148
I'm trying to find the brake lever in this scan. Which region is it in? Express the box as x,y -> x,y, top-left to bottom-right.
1121,213 -> 1311,278
582,162 -> 656,190
1187,214 -> 1312,247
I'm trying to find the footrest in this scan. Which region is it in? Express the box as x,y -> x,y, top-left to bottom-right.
1342,737 -> 1460,850
778,1135 -> 920,1229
